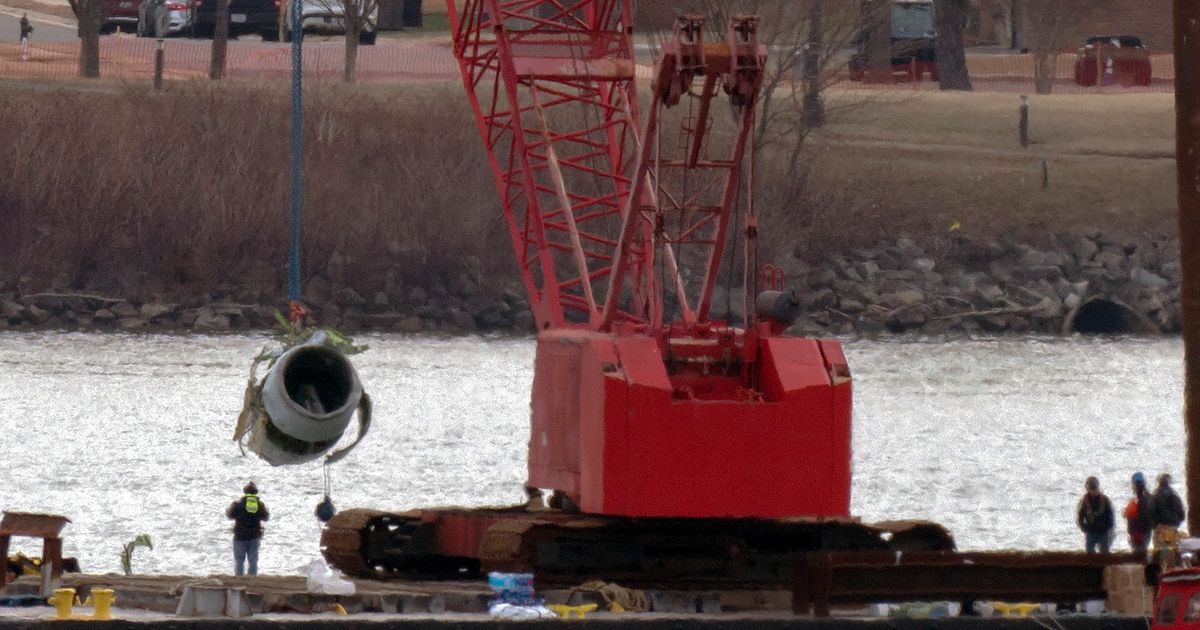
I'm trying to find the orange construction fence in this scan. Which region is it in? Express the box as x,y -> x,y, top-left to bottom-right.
0,38 -> 1178,93
0,35 -> 459,83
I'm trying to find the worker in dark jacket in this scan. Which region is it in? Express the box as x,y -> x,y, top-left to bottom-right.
18,14 -> 32,62
1152,474 -> 1187,571
1154,474 -> 1186,529
1077,476 -> 1115,554
226,482 -> 270,576
1124,472 -> 1156,557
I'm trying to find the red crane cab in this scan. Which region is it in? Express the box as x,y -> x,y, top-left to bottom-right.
1154,569 -> 1200,629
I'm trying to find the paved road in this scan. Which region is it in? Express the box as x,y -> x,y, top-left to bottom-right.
0,9 -> 75,41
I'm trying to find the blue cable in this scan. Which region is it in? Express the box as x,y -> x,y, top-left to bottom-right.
288,0 -> 304,303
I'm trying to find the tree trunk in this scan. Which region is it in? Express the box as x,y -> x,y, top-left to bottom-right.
209,0 -> 230,80
802,0 -> 825,128
77,0 -> 101,78
1174,0 -> 1200,538
1033,51 -> 1055,95
861,0 -> 892,83
277,0 -> 287,42
934,0 -> 971,90
343,0 -> 359,84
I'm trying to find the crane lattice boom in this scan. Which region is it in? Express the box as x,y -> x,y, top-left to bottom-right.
448,1 -> 764,333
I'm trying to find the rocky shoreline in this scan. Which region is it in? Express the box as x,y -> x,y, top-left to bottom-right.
0,231 -> 1181,337
781,230 -> 1180,337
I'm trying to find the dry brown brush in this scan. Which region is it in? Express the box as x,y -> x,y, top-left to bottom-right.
0,81 -> 506,305
0,82 -> 1176,311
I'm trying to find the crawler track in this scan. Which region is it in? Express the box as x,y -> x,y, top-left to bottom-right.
321,507 -> 955,589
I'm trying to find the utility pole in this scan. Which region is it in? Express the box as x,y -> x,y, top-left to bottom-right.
1174,0 -> 1200,535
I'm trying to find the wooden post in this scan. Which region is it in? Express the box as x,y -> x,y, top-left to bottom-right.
153,38 -> 164,90
1019,95 -> 1029,148
1175,0 -> 1200,537
0,534 -> 10,588
42,537 -> 63,579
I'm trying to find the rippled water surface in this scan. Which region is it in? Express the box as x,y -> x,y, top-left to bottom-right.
0,333 -> 1184,575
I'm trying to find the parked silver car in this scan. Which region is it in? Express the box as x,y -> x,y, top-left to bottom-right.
137,0 -> 193,37
291,0 -> 376,44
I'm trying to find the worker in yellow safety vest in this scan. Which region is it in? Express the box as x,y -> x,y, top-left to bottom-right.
226,482 -> 270,576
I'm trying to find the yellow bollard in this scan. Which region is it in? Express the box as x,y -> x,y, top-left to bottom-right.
90,589 -> 115,620
47,588 -> 75,620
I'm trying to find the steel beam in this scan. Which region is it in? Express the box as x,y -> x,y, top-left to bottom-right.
793,551 -> 1142,618
1176,0 -> 1200,536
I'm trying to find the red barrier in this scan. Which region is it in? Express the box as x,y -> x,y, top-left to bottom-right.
835,51 -> 1174,94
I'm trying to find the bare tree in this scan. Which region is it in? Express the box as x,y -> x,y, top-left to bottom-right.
859,0 -> 892,82
697,0 -> 880,180
339,0 -> 377,83
209,0 -> 231,79
302,0 -> 376,82
933,0 -> 971,90
1017,0 -> 1095,94
66,0 -> 102,77
681,0 -> 895,268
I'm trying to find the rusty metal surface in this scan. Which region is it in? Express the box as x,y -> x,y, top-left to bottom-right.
793,551 -> 1142,617
322,505 -> 960,587
0,512 -> 70,538
320,509 -> 391,578
864,520 -> 958,551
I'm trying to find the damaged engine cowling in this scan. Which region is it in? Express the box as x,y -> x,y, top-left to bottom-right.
242,342 -> 367,466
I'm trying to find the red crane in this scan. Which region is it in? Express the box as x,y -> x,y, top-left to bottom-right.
447,0 -> 851,519
321,2 -> 951,586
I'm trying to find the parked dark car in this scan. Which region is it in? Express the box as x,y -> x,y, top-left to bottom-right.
191,0 -> 280,39
849,0 -> 938,83
1073,34 -> 1152,87
100,0 -> 140,33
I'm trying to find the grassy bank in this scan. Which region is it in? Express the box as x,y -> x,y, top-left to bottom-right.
783,90 -> 1176,257
0,81 -> 1178,307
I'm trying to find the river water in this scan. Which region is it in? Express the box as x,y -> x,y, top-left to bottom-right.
0,332 -> 1185,576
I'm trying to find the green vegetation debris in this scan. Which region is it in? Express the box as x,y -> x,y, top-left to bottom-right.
120,534 -> 153,576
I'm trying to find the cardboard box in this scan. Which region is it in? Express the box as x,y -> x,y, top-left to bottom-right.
1106,586 -> 1155,616
1104,564 -> 1147,592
